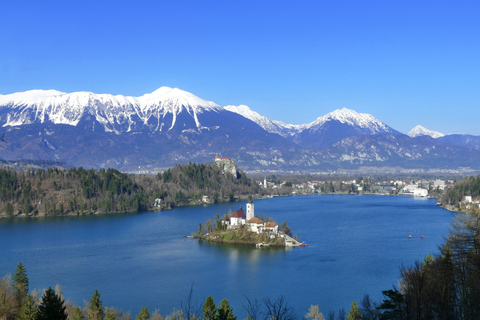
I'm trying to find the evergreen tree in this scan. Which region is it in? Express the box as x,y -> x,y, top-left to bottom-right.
346,301 -> 362,320
16,295 -> 37,320
136,306 -> 150,320
6,202 -> 14,217
202,296 -> 216,320
12,262 -> 29,306
70,306 -> 86,320
216,299 -> 235,320
88,289 -> 104,320
104,311 -> 116,320
37,287 -> 67,320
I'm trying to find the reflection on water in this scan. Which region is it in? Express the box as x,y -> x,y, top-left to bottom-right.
0,195 -> 455,317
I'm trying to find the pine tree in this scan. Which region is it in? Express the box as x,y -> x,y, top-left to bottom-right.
16,295 -> 37,320
135,306 -> 150,320
346,300 -> 362,320
12,262 -> 29,307
202,296 -> 216,320
216,299 -> 236,320
88,289 -> 104,320
37,287 -> 67,320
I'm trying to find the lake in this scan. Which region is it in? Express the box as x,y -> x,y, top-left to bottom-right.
0,195 -> 455,317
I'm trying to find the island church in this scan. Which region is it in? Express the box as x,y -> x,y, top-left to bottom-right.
221,198 -> 279,235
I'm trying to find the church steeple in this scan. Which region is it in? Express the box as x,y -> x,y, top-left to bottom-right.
246,196 -> 254,221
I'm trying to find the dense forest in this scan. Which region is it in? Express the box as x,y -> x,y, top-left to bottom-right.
0,167 -> 148,217
0,162 -> 270,218
441,174 -> 480,210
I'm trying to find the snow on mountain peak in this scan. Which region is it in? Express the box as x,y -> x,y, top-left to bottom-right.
0,89 -> 66,105
0,87 -> 223,132
224,105 -> 261,121
408,125 -> 444,138
139,87 -> 220,111
224,104 -> 301,137
308,107 -> 389,131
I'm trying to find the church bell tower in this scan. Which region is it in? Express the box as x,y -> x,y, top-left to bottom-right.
246,196 -> 254,221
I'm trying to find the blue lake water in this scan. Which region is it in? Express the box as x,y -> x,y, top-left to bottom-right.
0,195 -> 455,317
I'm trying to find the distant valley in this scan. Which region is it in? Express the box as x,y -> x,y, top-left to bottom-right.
1,87 -> 480,173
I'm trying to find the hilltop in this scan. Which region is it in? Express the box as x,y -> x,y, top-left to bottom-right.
0,160 -> 269,218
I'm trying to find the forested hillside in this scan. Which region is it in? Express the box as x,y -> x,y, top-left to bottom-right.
0,162 -> 264,218
145,162 -> 264,208
440,174 -> 480,210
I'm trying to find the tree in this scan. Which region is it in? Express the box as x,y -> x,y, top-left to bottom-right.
280,221 -> 291,236
263,296 -> 296,320
242,297 -> 263,320
6,202 -> 14,217
70,306 -> 86,320
88,289 -> 104,320
346,300 -> 362,320
377,290 -> 404,320
16,294 -> 38,320
305,305 -> 325,320
216,299 -> 235,320
198,224 -> 205,236
136,306 -> 150,320
202,296 -> 216,320
37,287 -> 67,320
359,295 -> 378,320
0,275 -> 15,320
205,219 -> 214,233
13,262 -> 29,307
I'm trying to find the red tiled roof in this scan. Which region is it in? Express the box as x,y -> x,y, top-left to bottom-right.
265,222 -> 277,228
231,209 -> 246,218
248,217 -> 263,224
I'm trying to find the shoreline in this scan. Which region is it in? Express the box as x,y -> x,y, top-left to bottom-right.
0,192 -> 444,221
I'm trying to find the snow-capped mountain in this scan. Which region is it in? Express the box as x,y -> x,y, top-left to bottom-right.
306,108 -> 392,132
0,87 -> 223,134
407,125 -> 444,138
224,104 -> 300,137
1,87 -> 480,172
0,87 -> 294,170
293,108 -> 401,149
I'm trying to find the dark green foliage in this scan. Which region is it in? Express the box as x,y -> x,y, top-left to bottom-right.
16,295 -> 37,320
88,289 -> 104,320
216,299 -> 236,320
37,287 -> 67,320
202,296 -> 217,320
13,262 -> 28,306
135,306 -> 150,320
377,211 -> 480,319
0,161 -> 262,216
441,174 -> 480,208
280,221 -> 291,236
70,306 -> 86,320
13,262 -> 28,294
146,162 -> 262,209
377,289 -> 404,320
0,167 -> 147,216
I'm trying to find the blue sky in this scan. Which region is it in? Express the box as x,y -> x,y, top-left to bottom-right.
1,1 -> 479,135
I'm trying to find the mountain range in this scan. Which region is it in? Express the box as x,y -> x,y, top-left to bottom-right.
1,87 -> 479,172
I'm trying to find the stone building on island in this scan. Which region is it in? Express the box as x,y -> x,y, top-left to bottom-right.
222,198 -> 280,237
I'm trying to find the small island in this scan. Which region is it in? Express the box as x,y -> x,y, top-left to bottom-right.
194,198 -> 305,247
